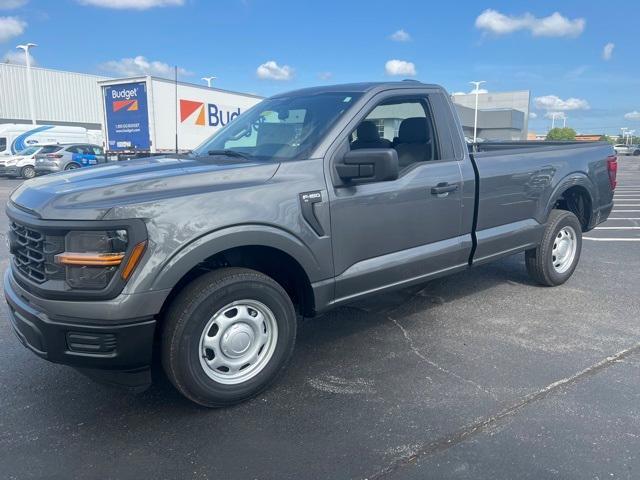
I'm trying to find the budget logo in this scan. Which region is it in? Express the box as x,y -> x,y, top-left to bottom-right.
113,99 -> 139,112
180,99 -> 205,126
181,99 -> 241,127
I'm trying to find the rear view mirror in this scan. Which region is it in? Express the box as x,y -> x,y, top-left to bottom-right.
336,148 -> 399,184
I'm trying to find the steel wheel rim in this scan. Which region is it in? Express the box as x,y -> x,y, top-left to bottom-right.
551,226 -> 577,274
23,167 -> 35,179
199,299 -> 278,385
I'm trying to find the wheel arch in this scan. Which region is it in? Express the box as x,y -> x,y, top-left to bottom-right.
153,225 -> 323,317
545,173 -> 596,231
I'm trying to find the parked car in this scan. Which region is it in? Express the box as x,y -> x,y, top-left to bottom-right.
0,123 -> 103,157
0,145 -> 50,179
34,144 -> 106,175
5,81 -> 617,407
613,144 -> 640,156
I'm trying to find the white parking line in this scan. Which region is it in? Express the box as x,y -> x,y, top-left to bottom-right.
595,226 -> 640,230
584,237 -> 640,242
614,204 -> 640,207
605,218 -> 640,220
612,210 -> 640,212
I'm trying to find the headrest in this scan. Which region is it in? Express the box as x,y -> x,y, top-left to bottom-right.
356,121 -> 380,142
398,117 -> 430,143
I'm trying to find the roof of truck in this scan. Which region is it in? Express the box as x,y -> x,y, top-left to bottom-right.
271,81 -> 443,98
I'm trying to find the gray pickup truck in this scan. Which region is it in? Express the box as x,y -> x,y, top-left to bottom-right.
4,82 -> 617,407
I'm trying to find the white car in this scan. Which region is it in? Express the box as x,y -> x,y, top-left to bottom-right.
614,144 -> 640,156
0,145 -> 51,179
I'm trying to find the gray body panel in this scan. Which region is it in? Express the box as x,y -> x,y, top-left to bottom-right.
6,82 -> 615,321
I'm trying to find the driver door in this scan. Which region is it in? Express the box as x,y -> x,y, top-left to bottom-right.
327,91 -> 468,302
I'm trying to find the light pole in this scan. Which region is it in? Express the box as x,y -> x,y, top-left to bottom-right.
469,80 -> 485,143
202,76 -> 216,88
16,43 -> 37,125
550,112 -> 562,129
562,114 -> 567,128
621,127 -> 628,145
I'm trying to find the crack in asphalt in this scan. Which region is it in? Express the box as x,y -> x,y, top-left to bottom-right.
366,341 -> 640,480
389,316 -> 498,399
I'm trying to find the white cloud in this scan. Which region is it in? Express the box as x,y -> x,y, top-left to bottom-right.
390,29 -> 411,42
469,87 -> 488,94
529,112 -> 538,119
0,0 -> 28,9
475,9 -> 585,38
534,95 -> 590,111
624,111 -> 640,120
2,48 -> 35,65
318,71 -> 332,80
602,42 -> 614,61
451,92 -> 467,96
256,60 -> 293,80
385,59 -> 416,76
100,55 -> 191,78
0,16 -> 25,42
77,0 -> 183,9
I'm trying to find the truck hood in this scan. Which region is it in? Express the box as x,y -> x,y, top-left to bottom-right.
10,155 -> 280,220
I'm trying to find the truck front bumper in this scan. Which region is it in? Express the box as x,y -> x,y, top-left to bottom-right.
4,269 -> 158,391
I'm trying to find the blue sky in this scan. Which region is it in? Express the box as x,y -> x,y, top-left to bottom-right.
1,0 -> 639,135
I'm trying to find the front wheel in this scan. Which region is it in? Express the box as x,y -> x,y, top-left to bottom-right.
161,268 -> 297,407
20,165 -> 36,179
525,209 -> 582,286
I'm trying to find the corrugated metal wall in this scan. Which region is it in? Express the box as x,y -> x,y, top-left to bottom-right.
0,63 -> 108,127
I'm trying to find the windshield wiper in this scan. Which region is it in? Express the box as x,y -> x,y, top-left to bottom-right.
206,149 -> 251,159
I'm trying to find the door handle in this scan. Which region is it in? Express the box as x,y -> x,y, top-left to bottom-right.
431,183 -> 459,195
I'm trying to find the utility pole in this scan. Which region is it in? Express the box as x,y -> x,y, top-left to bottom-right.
469,81 -> 486,143
16,43 -> 37,125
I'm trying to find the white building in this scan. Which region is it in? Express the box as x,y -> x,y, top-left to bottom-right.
0,63 -> 108,129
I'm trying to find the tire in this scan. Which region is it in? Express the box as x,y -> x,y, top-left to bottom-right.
20,165 -> 36,179
161,267 -> 297,407
525,209 -> 582,286
64,163 -> 80,171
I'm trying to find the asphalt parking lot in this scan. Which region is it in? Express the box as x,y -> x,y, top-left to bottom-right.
0,157 -> 639,480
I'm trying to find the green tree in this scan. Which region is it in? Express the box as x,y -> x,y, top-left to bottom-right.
546,127 -> 577,141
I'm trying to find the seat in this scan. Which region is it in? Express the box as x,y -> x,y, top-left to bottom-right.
394,117 -> 432,167
351,121 -> 392,150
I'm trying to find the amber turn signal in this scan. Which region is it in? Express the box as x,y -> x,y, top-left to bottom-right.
121,241 -> 147,280
55,252 -> 125,266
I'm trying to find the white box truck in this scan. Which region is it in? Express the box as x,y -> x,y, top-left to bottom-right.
98,76 -> 263,157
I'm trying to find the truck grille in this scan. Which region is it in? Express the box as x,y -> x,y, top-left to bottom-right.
9,221 -> 65,283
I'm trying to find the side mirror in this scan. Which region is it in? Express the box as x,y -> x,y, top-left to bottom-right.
336,148 -> 399,183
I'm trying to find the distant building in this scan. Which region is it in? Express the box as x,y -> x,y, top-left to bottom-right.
574,134 -> 603,142
0,63 -> 108,129
451,90 -> 531,141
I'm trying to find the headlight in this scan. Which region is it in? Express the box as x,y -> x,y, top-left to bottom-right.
54,230 -> 146,290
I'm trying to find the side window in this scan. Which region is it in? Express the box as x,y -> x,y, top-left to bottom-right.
0,137 -> 6,152
349,97 -> 439,169
66,146 -> 81,154
91,146 -> 104,155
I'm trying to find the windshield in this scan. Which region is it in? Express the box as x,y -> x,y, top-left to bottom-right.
194,92 -> 361,161
18,146 -> 41,156
39,145 -> 62,154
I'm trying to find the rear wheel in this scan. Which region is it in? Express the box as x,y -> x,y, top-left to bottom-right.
525,209 -> 582,286
20,165 -> 36,179
64,163 -> 80,171
161,268 -> 297,407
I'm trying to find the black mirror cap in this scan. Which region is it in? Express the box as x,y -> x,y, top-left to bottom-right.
338,148 -> 399,183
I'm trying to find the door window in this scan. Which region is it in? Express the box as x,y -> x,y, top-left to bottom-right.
349,97 -> 439,169
0,137 -> 6,153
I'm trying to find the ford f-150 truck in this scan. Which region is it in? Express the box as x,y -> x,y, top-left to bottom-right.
4,82 -> 617,407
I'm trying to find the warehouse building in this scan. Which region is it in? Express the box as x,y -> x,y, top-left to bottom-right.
0,63 -> 107,129
451,90 -> 531,141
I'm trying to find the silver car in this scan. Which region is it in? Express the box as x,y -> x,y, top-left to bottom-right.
613,144 -> 640,156
34,144 -> 106,175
